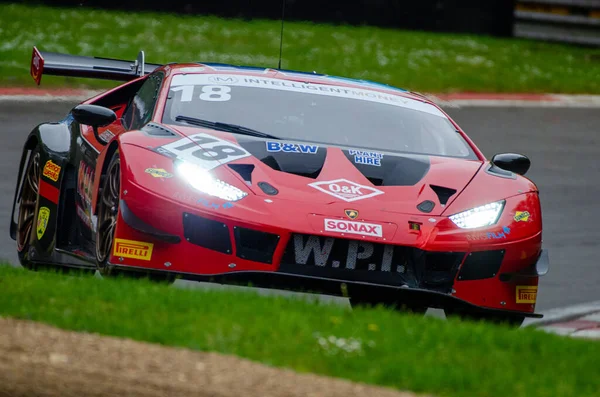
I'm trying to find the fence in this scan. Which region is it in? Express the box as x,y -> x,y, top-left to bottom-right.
514,0 -> 600,46
13,0 -> 516,37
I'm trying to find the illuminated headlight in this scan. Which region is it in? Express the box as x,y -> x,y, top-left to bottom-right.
449,200 -> 505,229
176,161 -> 248,202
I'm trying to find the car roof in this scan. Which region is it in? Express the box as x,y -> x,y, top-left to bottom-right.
165,62 -> 433,105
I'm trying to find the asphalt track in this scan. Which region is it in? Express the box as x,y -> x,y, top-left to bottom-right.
1,101 -> 599,312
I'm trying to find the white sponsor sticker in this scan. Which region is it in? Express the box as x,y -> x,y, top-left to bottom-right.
324,218 -> 383,238
293,235 -> 334,266
308,179 -> 384,202
170,74 -> 447,117
158,133 -> 251,170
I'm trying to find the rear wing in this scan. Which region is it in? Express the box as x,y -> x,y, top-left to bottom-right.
30,46 -> 162,85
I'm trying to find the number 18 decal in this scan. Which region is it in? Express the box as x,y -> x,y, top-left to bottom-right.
158,133 -> 251,170
171,85 -> 231,102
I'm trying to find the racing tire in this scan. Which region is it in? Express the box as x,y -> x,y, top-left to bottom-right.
349,296 -> 428,315
16,148 -> 95,276
444,307 -> 525,327
16,147 -> 42,270
95,149 -> 175,284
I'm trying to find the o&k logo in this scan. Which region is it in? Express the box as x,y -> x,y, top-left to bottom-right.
113,238 -> 154,261
324,218 -> 383,238
308,179 -> 384,202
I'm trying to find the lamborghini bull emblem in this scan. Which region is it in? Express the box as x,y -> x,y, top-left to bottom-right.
345,209 -> 359,220
36,207 -> 50,240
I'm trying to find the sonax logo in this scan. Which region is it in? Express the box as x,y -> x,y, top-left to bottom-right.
113,238 -> 154,261
42,160 -> 61,182
308,179 -> 384,202
324,218 -> 383,238
516,286 -> 537,304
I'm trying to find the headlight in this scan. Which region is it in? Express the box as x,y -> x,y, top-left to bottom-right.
449,200 -> 505,229
176,161 -> 248,202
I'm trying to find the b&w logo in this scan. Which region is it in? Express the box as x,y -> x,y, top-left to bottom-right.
308,179 -> 384,202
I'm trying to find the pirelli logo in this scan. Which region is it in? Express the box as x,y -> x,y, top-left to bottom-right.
42,160 -> 61,182
113,238 -> 153,261
516,286 -> 538,304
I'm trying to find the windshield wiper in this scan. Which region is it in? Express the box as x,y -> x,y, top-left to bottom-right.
175,115 -> 281,140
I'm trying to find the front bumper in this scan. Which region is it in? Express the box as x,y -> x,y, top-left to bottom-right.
114,185 -> 547,318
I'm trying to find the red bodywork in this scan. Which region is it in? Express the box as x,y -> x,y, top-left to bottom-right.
76,65 -> 544,316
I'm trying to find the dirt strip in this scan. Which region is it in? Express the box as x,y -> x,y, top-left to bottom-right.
0,317 -> 423,397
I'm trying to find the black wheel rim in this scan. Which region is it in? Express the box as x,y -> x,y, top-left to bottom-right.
96,157 -> 120,266
16,151 -> 40,252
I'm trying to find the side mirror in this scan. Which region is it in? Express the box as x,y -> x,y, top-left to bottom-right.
491,153 -> 531,176
72,104 -> 117,145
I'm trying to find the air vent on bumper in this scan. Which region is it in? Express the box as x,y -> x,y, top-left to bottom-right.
457,250 -> 505,280
183,213 -> 232,254
233,226 -> 280,264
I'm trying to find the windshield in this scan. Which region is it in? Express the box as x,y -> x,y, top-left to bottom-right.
162,73 -> 477,159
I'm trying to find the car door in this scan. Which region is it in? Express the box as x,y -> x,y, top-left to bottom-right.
75,72 -> 165,248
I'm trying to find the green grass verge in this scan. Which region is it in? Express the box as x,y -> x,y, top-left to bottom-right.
1,3 -> 600,93
1,264 -> 599,397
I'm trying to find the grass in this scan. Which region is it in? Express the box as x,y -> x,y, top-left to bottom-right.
1,3 -> 600,93
1,264 -> 599,397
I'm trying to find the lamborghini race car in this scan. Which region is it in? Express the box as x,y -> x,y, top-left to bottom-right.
11,46 -> 549,326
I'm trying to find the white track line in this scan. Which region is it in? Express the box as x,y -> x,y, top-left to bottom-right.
523,300 -> 600,327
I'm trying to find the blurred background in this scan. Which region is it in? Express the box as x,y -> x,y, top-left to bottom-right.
13,0 -> 600,46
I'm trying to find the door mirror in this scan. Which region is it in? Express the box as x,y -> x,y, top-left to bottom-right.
491,153 -> 531,176
72,104 -> 117,145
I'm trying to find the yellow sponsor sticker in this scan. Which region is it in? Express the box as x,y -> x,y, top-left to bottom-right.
36,206 -> 50,240
145,168 -> 173,178
514,211 -> 531,222
113,238 -> 154,261
516,286 -> 538,304
42,160 -> 61,182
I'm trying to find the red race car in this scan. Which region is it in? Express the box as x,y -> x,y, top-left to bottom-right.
11,46 -> 548,326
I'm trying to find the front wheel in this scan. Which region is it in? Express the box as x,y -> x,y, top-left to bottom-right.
444,308 -> 525,327
95,149 -> 175,284
16,148 -> 42,270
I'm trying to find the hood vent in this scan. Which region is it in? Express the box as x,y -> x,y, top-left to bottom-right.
258,181 -> 279,195
429,185 -> 457,206
261,155 -> 323,179
342,150 -> 431,187
367,177 -> 384,186
417,200 -> 435,213
228,164 -> 255,184
142,123 -> 177,137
